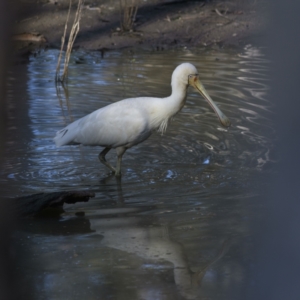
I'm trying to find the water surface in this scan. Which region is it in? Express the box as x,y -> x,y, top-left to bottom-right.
3,46 -> 273,299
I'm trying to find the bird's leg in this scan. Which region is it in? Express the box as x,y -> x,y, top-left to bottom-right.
115,147 -> 127,177
98,147 -> 116,173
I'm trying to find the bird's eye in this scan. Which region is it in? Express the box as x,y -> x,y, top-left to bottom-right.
188,74 -> 193,78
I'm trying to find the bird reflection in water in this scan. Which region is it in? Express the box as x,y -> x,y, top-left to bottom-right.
89,211 -> 229,299
86,177 -> 229,299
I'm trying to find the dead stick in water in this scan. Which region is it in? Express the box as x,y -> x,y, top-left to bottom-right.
55,0 -> 72,82
56,0 -> 85,83
61,0 -> 84,82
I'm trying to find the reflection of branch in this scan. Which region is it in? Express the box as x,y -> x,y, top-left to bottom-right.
55,81 -> 74,125
192,239 -> 230,286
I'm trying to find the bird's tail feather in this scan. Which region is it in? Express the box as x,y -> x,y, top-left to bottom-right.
53,120 -> 80,147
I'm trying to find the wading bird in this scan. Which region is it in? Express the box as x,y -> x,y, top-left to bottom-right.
54,63 -> 231,176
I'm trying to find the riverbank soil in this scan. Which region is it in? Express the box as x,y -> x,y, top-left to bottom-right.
13,0 -> 268,52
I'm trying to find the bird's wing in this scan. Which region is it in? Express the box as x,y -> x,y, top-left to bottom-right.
55,98 -> 152,148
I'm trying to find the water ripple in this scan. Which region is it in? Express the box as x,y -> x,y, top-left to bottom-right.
1,46 -> 274,198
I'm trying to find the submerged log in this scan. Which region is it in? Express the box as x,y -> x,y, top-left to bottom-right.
15,191 -> 95,217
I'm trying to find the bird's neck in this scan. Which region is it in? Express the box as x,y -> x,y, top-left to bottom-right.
152,81 -> 188,134
165,81 -> 188,116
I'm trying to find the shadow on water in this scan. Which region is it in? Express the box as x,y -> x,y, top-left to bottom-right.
4,47 -> 274,299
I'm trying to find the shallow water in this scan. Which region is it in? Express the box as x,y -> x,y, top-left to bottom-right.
3,46 -> 273,299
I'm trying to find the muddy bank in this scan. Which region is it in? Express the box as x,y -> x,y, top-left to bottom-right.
13,0 -> 267,53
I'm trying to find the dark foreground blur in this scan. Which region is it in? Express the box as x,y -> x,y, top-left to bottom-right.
0,1 -> 15,299
247,1 -> 300,299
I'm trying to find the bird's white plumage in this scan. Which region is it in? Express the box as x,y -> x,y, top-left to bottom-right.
55,96 -> 164,148
54,63 -> 230,175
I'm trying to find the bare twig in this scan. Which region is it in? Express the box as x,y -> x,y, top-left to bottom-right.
119,0 -> 139,31
55,0 -> 72,82
61,0 -> 84,81
56,0 -> 84,83
215,8 -> 229,19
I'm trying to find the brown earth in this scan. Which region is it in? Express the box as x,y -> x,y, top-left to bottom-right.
13,0 -> 268,53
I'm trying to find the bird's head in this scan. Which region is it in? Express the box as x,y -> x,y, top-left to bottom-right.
173,63 -> 231,128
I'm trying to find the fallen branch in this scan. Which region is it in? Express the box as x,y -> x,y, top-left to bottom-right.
15,191 -> 95,217
12,32 -> 47,43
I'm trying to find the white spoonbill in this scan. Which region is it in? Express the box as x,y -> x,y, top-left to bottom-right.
54,63 -> 231,176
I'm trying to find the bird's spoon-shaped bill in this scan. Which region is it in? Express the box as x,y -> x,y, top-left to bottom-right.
189,75 -> 231,127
